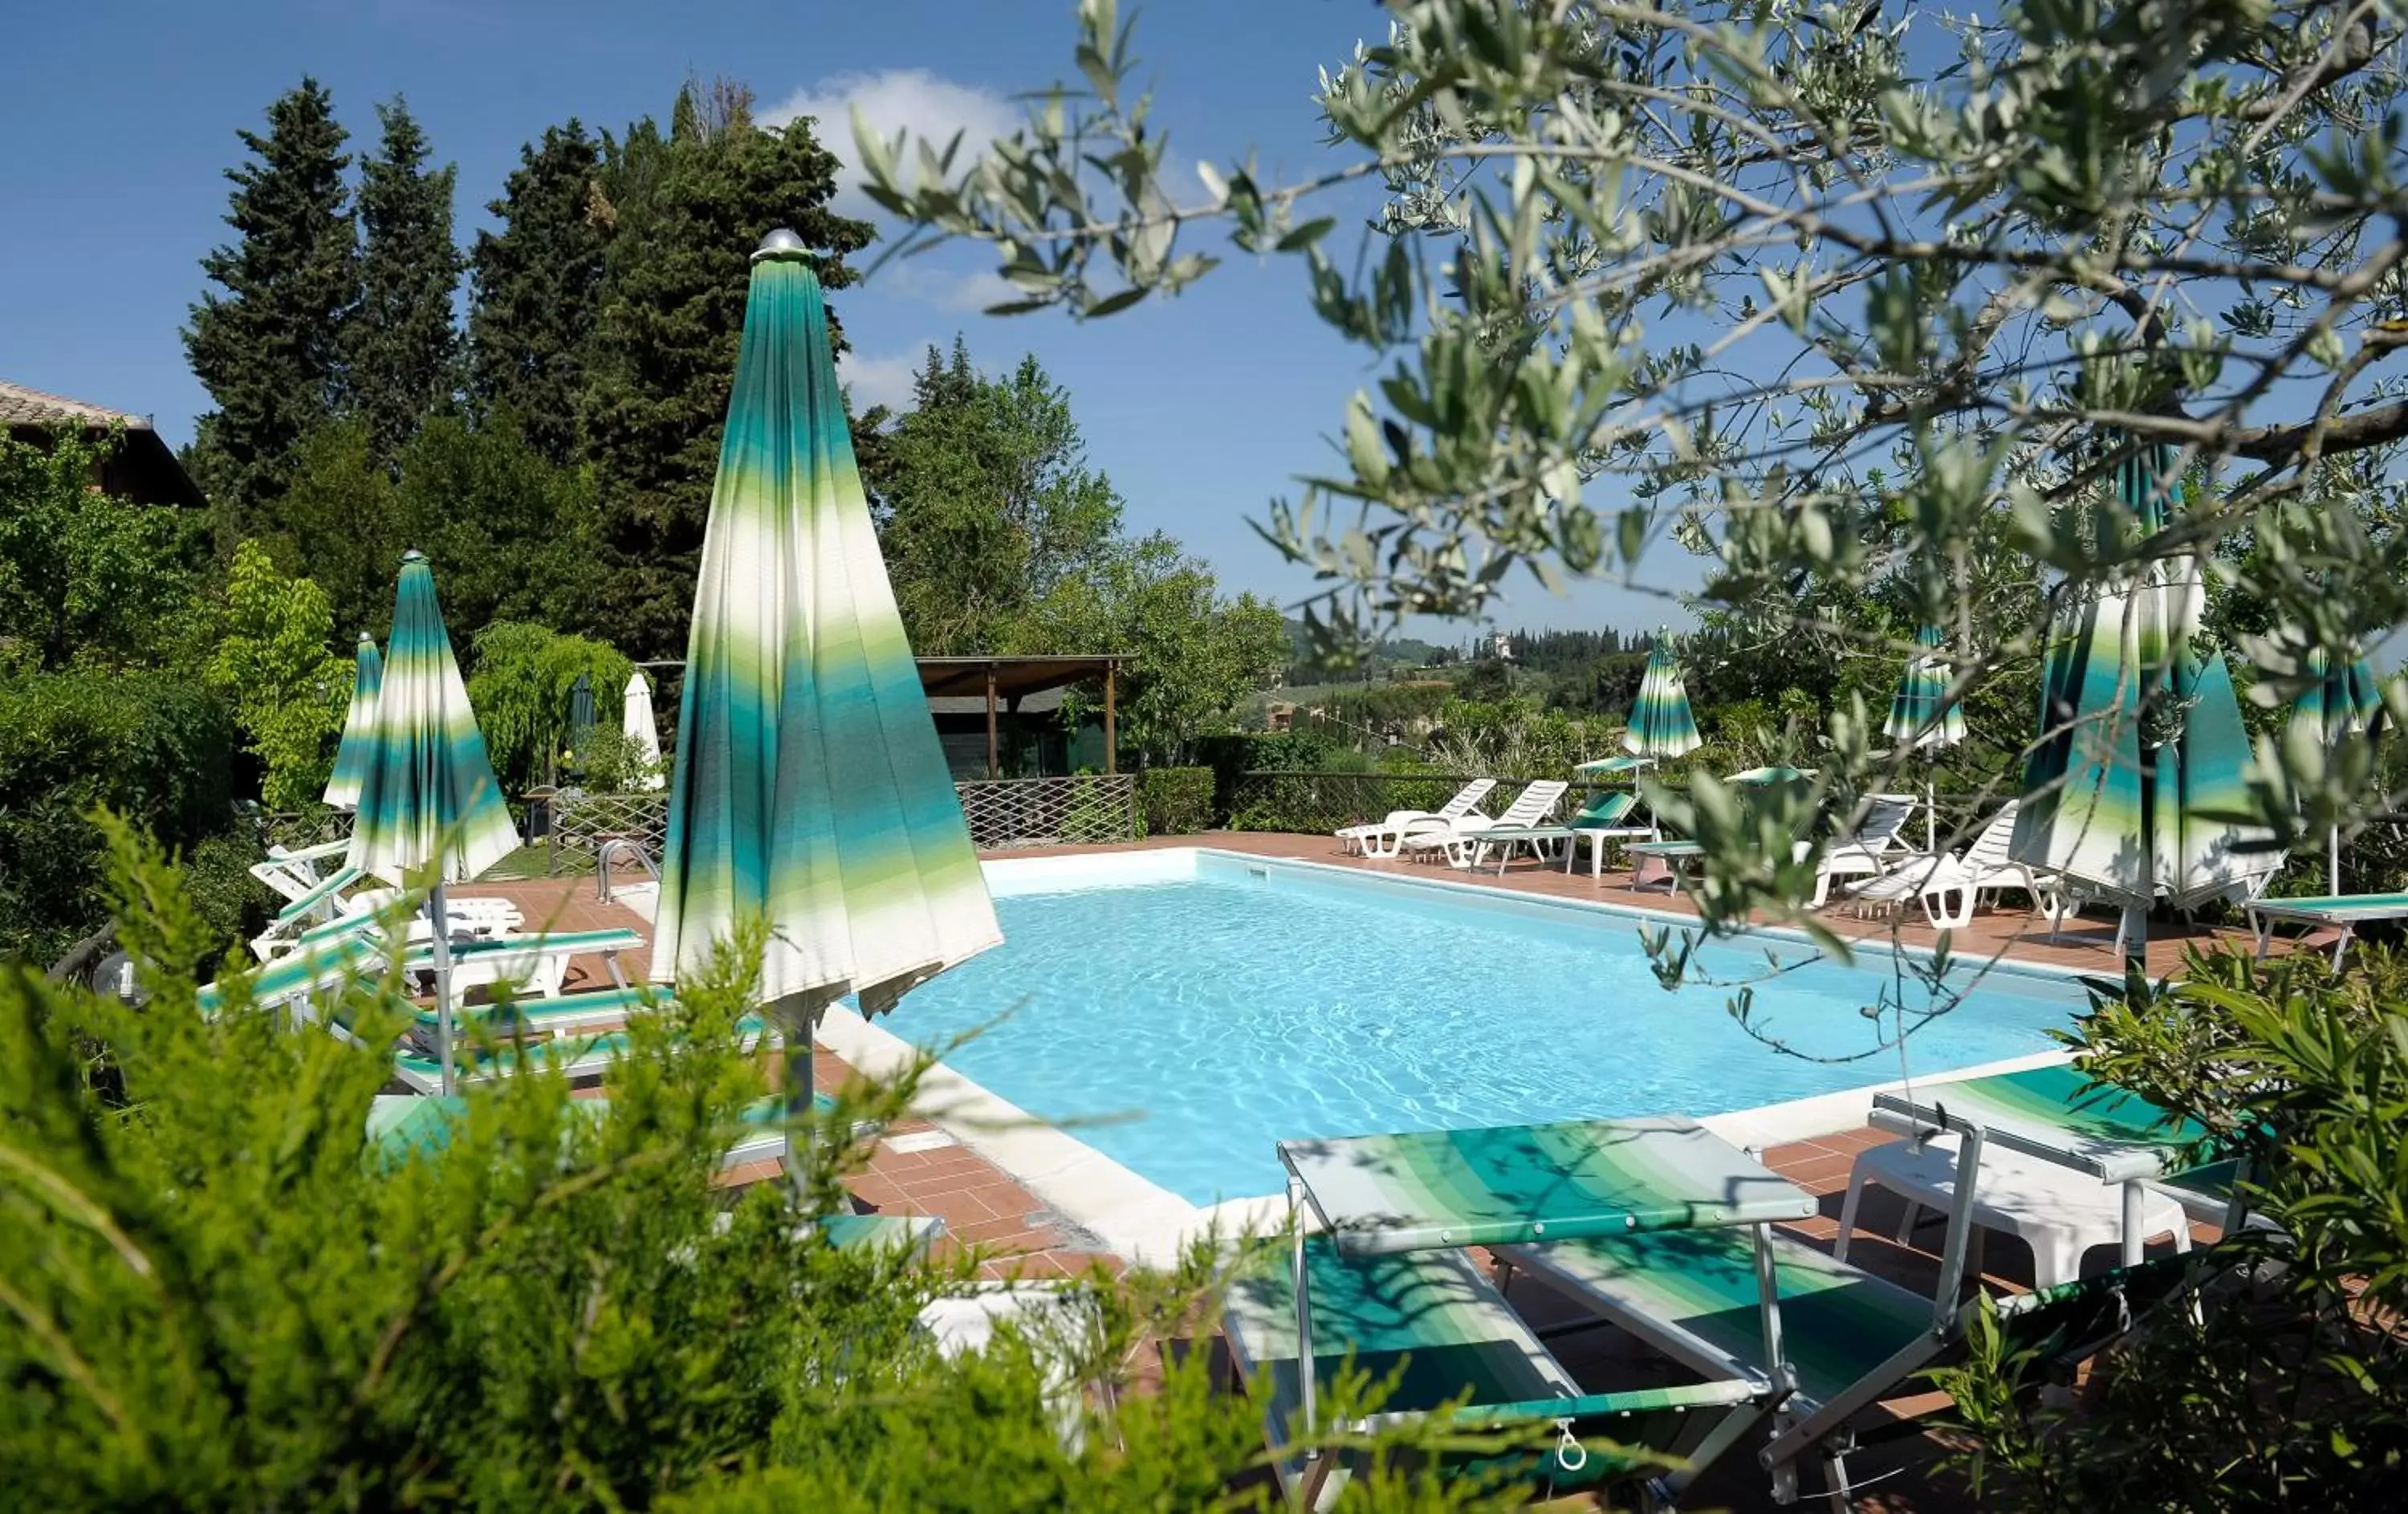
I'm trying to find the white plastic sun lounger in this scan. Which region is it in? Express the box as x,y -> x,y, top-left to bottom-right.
1805,792 -> 1920,906
1334,779 -> 1497,857
1399,779 -> 1570,868
248,837 -> 353,903
1840,800 -> 2067,928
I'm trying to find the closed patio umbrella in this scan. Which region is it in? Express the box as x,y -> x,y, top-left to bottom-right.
348,550 -> 520,1093
323,633 -> 382,811
2010,444 -> 2278,962
566,673 -> 596,779
2291,644 -> 2386,893
651,230 -> 1001,1190
624,669 -> 666,790
1625,637 -> 1702,759
1884,625 -> 1966,849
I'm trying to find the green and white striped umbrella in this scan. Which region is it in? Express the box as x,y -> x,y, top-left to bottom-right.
2291,643 -> 2386,893
1884,625 -> 1965,751
652,233 -> 1000,1138
345,551 -> 518,1095
1623,637 -> 1702,759
345,552 -> 518,889
2011,446 -> 2276,950
1884,625 -> 1964,847
323,633 -> 382,811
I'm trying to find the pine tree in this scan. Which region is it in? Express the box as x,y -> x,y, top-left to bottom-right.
467,121 -> 608,465
183,78 -> 356,547
344,96 -> 462,469
579,79 -> 874,658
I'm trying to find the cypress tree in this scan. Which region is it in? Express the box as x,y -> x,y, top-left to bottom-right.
579,79 -> 873,657
345,96 -> 462,469
466,121 -> 608,465
183,78 -> 356,547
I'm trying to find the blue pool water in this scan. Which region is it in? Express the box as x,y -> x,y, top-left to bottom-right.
885,854 -> 2086,1204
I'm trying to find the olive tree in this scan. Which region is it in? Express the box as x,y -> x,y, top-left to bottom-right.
852,0 -> 2408,946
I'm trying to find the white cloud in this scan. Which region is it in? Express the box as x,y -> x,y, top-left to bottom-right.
835,348 -> 923,413
763,67 -> 1017,218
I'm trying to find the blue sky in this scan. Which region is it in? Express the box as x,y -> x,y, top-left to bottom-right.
0,0 -> 1680,639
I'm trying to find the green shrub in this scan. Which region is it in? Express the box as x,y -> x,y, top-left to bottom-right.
0,824 -> 1525,1510
1137,767 -> 1214,836
466,621 -> 637,796
0,667 -> 238,963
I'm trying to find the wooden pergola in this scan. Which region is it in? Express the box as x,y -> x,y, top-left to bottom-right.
914,655 -> 1136,777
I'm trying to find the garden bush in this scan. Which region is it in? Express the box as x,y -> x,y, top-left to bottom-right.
1137,766 -> 1214,836
0,668 -> 239,963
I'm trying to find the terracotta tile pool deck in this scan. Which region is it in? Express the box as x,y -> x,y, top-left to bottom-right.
450,835 -> 2248,1510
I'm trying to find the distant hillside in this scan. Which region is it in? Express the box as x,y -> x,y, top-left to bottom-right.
1283,618 -> 1456,680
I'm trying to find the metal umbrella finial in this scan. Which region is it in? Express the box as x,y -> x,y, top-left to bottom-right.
752,227 -> 820,263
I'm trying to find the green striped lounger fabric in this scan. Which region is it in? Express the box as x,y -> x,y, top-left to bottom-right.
401,927 -> 643,973
412,986 -> 669,1048
1280,1116 -> 1817,1256
1496,1226 -> 1929,1410
1225,1240 -> 1761,1505
197,934 -> 382,1016
391,1013 -> 773,1093
273,865 -> 364,924
1873,1063 -> 2203,1182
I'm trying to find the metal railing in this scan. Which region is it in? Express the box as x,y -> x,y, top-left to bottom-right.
543,775 -> 1141,874
548,792 -> 671,876
956,774 -> 1138,849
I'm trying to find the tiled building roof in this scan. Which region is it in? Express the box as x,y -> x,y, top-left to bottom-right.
0,379 -> 157,432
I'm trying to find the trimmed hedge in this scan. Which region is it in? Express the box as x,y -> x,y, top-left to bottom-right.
1138,767 -> 1215,836
0,669 -> 243,964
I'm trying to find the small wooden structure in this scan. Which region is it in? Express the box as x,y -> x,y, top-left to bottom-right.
914,655 -> 1134,778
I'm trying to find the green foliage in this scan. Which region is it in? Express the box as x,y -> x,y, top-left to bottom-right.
0,431 -> 209,673
465,620 -> 636,796
1021,535 -> 1291,767
871,340 -> 1126,655
185,76 -> 356,539
1137,766 -> 1214,836
468,121 -> 610,466
204,541 -> 348,811
1932,948 -> 2408,1510
276,410 -> 600,641
0,824 -> 1538,1512
866,0 -> 2408,938
344,96 -> 463,468
0,669 -> 236,963
583,79 -> 875,658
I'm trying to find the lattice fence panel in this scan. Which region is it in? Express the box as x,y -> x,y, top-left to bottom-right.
549,792 -> 670,875
955,775 -> 1137,849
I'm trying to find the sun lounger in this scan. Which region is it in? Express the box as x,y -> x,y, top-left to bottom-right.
264,865 -> 365,933
249,837 -> 354,902
257,891 -> 525,961
2244,890 -> 2408,967
196,933 -> 384,1018
1805,793 -> 1919,906
1835,1132 -> 2192,1288
1566,790 -> 1656,879
1839,800 -> 2066,928
1624,837 -> 1704,891
1397,780 -> 1570,868
399,926 -> 644,999
1494,1222 -> 2201,1507
1869,1062 -> 2227,1264
1248,1115 -> 1815,1508
388,1012 -> 775,1093
1334,779 -> 1498,858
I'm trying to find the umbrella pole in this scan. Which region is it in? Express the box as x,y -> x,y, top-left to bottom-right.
1926,772 -> 1937,852
774,991 -> 817,1203
429,882 -> 455,1097
2330,826 -> 2343,897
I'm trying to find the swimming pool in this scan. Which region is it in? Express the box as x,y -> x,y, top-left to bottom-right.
882,850 -> 2089,1205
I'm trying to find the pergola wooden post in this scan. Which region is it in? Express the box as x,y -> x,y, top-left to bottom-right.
1103,664 -> 1117,775
983,661 -> 999,779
